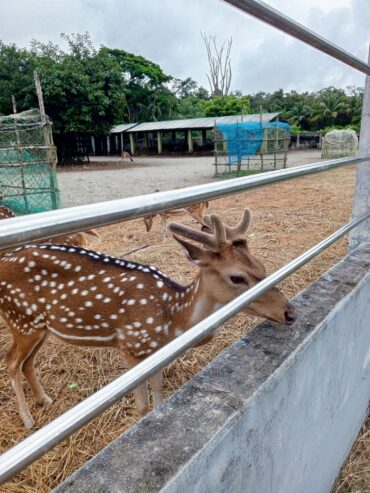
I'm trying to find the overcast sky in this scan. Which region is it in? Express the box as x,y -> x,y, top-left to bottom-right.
1,0 -> 369,94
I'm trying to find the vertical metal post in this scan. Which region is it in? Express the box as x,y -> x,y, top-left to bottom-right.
350,45 -> 370,251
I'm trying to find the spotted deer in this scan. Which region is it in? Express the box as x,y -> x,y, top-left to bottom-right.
0,205 -> 16,220
0,205 -> 100,249
0,209 -> 296,428
144,201 -> 209,237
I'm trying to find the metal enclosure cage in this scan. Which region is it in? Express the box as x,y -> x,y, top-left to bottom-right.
0,109 -> 60,214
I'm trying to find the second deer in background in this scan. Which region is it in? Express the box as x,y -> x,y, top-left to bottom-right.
144,201 -> 209,238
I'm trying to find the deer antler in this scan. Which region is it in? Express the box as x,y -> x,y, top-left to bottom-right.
203,209 -> 251,241
169,214 -> 229,251
224,209 -> 252,240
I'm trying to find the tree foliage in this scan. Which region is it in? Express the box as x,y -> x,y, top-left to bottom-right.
249,86 -> 363,132
201,95 -> 250,117
0,34 -> 364,135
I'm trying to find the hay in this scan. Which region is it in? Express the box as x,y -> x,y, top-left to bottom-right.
0,165 -> 367,492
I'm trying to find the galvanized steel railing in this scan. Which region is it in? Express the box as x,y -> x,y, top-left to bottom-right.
0,156 -> 366,250
1,0 -> 370,485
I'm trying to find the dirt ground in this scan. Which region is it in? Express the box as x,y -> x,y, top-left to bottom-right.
0,151 -> 368,492
57,150 -> 326,207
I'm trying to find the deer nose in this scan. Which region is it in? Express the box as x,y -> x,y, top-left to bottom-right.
284,308 -> 297,325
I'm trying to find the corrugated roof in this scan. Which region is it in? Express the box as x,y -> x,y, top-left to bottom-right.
126,113 -> 280,132
111,123 -> 138,133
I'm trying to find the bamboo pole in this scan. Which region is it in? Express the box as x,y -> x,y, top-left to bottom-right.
34,71 -> 58,210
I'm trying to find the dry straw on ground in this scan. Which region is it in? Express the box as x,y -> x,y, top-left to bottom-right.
0,165 -> 368,492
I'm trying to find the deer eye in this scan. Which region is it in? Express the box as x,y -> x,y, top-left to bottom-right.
230,275 -> 245,285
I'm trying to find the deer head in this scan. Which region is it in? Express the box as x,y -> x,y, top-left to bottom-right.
169,209 -> 296,326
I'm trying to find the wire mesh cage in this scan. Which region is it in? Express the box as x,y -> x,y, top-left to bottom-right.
0,109 -> 60,214
321,129 -> 358,159
213,121 -> 291,176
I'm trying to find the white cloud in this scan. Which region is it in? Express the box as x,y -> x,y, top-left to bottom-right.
0,0 -> 368,93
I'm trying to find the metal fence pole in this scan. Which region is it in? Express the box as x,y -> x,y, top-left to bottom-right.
350,45 -> 370,251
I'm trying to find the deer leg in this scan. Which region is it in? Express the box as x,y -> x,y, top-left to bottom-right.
133,382 -> 150,417
150,370 -> 163,407
120,351 -> 150,417
6,331 -> 46,428
22,333 -> 52,405
160,214 -> 168,239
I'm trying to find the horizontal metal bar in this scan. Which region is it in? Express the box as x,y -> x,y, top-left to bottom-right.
0,209 -> 369,484
0,155 -> 366,250
222,0 -> 370,76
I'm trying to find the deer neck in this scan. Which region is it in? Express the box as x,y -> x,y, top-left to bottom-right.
169,272 -> 222,337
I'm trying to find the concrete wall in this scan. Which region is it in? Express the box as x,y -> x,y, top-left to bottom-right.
55,243 -> 370,493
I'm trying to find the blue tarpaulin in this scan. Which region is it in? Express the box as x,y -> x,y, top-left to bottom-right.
216,121 -> 290,167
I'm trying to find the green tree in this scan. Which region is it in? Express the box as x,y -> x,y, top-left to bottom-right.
202,95 -> 250,117
0,42 -> 35,114
30,33 -> 127,134
103,47 -> 174,122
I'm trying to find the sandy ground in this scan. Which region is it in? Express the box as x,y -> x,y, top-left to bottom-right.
0,150 -> 367,492
57,150 -> 325,207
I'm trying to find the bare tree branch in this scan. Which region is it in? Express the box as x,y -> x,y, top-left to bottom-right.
201,32 -> 232,96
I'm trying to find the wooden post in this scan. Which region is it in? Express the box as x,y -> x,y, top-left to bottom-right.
297,133 -> 300,149
157,131 -> 162,154
129,133 -> 136,155
120,133 -> 124,153
34,71 -> 58,209
11,95 -> 29,211
11,95 -> 17,114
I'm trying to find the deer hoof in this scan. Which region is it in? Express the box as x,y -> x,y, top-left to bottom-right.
21,414 -> 35,429
37,394 -> 53,406
137,406 -> 150,418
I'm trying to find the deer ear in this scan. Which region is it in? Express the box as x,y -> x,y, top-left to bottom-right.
172,234 -> 207,265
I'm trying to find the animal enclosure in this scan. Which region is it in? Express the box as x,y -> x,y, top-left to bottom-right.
321,129 -> 359,159
213,121 -> 291,176
0,164 -> 360,492
0,109 -> 60,214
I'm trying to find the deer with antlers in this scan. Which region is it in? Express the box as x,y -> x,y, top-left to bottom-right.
0,205 -> 100,249
0,209 -> 296,428
144,201 -> 209,238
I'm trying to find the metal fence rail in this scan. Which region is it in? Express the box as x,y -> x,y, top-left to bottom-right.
0,209 -> 369,484
1,0 -> 370,486
0,155 -> 366,250
222,0 -> 370,75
